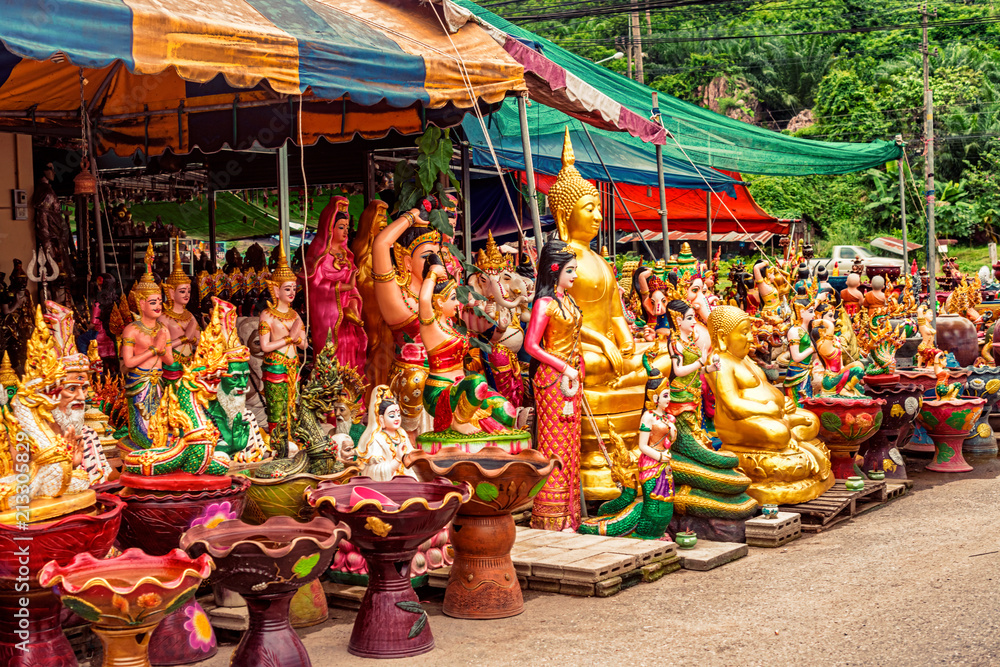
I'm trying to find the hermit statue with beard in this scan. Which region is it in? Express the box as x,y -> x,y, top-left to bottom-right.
45,301 -> 114,484
199,297 -> 271,463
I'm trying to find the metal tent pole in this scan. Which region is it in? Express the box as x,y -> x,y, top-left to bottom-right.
517,94 -> 543,246
461,141 -> 472,261
652,92 -> 670,261
208,187 -> 217,270
277,144 -> 291,257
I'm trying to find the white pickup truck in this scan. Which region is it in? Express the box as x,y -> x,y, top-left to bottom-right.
807,244 -> 906,276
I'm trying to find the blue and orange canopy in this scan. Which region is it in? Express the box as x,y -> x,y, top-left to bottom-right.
0,0 -> 527,154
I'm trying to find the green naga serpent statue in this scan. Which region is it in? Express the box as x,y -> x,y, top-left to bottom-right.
254,333 -> 364,479
123,298 -> 249,476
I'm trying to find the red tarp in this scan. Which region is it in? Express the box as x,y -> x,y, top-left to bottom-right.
531,171 -> 788,235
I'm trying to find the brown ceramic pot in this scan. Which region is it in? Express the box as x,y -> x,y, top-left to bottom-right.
935,314 -> 979,367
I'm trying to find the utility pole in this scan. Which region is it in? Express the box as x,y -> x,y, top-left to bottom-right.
631,0 -> 644,84
921,5 -> 937,315
896,136 -> 909,271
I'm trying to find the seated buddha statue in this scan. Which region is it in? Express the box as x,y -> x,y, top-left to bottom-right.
705,305 -> 834,505
550,129 -> 670,499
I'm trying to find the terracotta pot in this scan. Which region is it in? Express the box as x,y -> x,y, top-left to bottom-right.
403,447 -> 561,619
306,477 -> 471,659
39,548 -> 213,667
181,516 -> 350,667
860,383 -> 923,479
800,397 -> 885,480
962,368 -> 1000,457
0,493 -> 123,666
116,475 -> 250,665
936,314 -> 979,367
917,397 -> 986,472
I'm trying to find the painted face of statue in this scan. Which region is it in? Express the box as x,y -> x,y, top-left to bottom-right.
333,400 -> 353,434
649,290 -> 667,317
221,362 -> 250,397
680,308 -> 697,335
170,284 -> 191,307
58,371 -> 89,414
380,403 -> 402,432
276,281 -> 296,307
724,317 -> 754,358
141,294 -> 163,319
439,287 -> 461,319
801,304 -> 816,328
405,242 -> 441,285
559,258 -> 578,291
333,218 -> 350,246
566,194 -> 603,239
523,277 -> 535,300
655,387 -> 671,412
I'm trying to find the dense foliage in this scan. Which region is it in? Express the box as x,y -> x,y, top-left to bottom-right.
491,0 -> 1000,253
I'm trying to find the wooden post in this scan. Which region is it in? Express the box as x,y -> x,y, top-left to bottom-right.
208,187 -> 217,270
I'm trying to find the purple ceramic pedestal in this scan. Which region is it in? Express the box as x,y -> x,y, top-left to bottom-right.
0,588 -> 77,667
860,383 -> 923,479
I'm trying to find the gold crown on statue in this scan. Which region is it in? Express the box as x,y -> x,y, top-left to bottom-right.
133,241 -> 162,301
23,305 -> 66,389
0,352 -> 18,387
267,232 -> 297,288
476,231 -> 505,274
194,297 -> 250,372
163,238 -> 191,288
548,128 -> 601,220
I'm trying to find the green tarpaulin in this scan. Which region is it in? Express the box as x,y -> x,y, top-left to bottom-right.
455,0 -> 902,176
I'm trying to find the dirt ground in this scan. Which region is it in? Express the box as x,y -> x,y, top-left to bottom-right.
197,457 -> 1000,667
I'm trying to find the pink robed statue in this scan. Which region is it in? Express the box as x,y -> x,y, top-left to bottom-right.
306,196 -> 367,373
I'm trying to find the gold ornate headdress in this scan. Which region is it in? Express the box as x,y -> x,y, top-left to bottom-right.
193,297 -> 250,372
267,232 -> 297,291
431,275 -> 459,317
0,352 -> 18,387
548,128 -> 601,221
23,305 -> 65,390
230,267 -> 244,296
392,214 -> 441,288
133,241 -> 161,302
164,238 -> 191,289
475,231 -> 505,274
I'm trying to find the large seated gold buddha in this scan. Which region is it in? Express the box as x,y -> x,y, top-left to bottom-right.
705,306 -> 833,505
550,129 -> 670,499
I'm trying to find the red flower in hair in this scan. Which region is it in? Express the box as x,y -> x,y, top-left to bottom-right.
422,199 -> 432,212
551,263 -> 560,272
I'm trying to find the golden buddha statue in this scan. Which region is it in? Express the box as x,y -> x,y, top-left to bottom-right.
550,129 -> 670,499
705,305 -> 834,505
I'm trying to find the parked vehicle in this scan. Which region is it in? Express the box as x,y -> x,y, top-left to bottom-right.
807,245 -> 905,276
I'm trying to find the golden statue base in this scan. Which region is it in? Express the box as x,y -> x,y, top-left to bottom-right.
725,443 -> 835,506
0,490 -> 98,525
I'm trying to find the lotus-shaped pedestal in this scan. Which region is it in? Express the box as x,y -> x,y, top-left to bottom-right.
859,383 -> 923,479
800,397 -> 886,480
962,368 -> 1000,457
306,477 -> 471,659
181,516 -> 349,667
39,548 -> 213,667
0,493 -> 123,666
403,447 -> 561,619
242,469 -> 357,628
897,368 -> 971,454
117,475 -> 250,665
917,398 -> 986,472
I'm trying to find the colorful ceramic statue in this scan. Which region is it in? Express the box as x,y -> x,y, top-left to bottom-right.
44,302 -> 114,485
0,308 -> 93,522
350,384 -> 415,481
439,194 -> 464,282
121,243 -> 178,449
524,239 -> 584,530
782,300 -> 817,406
160,239 -> 201,366
706,305 -> 834,505
641,275 -> 670,334
934,351 -> 963,400
371,206 -> 441,439
579,365 -> 676,539
944,276 -> 985,328
860,311 -> 911,377
352,200 -> 393,396
199,298 -> 270,463
753,261 -> 781,315
418,256 -> 517,434
547,129 -> 670,500
810,318 -> 866,398
307,196 -> 367,373
916,303 -> 940,367
840,272 -> 863,315
862,275 -> 887,313
259,236 -> 306,434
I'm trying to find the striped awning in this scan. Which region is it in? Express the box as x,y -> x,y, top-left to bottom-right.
618,230 -> 777,244
0,0 -> 526,155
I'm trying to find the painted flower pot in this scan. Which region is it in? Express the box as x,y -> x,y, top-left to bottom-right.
116,475 -> 250,665
39,548 -> 213,667
800,397 -> 886,480
403,447 -> 561,619
962,368 -> 1000,457
242,469 -> 358,629
917,397 -> 986,473
181,516 -> 350,667
675,531 -> 698,549
867,470 -> 885,481
306,477 -> 471,659
0,493 -> 123,667
860,383 -> 923,479
845,476 -> 865,491
761,504 -> 779,519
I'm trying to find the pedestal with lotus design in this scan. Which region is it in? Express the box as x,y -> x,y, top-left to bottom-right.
306,477 -> 470,659
404,447 -> 561,619
800,397 -> 886,480
918,398 -> 986,472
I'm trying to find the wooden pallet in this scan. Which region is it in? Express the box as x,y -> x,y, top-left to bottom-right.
778,480 -> 887,533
